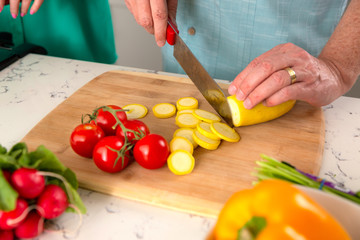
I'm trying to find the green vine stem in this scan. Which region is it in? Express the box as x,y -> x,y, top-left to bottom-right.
84,106 -> 147,168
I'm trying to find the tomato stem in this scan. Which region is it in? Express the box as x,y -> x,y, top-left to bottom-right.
87,105 -> 146,170
96,106 -> 139,168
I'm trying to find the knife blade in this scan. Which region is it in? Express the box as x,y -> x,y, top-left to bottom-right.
166,20 -> 233,127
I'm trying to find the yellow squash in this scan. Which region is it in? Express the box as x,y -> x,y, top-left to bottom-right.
227,95 -> 296,127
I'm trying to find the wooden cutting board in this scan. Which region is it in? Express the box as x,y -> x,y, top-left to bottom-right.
22,70 -> 325,218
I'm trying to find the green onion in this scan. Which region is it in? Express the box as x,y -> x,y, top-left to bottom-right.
253,154 -> 360,205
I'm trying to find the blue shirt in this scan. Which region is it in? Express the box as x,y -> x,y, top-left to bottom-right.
162,0 -> 348,81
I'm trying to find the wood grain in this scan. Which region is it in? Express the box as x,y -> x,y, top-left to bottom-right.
21,70 -> 325,218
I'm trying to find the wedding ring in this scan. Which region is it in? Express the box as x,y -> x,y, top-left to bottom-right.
284,67 -> 297,85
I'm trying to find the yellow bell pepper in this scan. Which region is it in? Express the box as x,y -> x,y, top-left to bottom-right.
211,179 -> 350,240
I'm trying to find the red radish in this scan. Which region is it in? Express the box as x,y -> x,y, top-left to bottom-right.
0,230 -> 14,240
11,168 -> 45,199
14,211 -> 44,239
37,184 -> 68,219
0,198 -> 28,230
1,170 -> 11,183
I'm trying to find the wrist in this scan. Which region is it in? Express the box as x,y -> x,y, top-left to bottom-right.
318,55 -> 356,95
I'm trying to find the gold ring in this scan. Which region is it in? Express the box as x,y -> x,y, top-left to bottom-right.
284,67 -> 297,84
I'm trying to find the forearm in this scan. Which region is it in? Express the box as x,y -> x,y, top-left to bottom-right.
319,0 -> 360,93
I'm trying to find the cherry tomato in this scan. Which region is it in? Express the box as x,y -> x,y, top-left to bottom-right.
92,136 -> 131,173
133,134 -> 170,169
70,123 -> 105,158
116,119 -> 150,144
95,105 -> 127,136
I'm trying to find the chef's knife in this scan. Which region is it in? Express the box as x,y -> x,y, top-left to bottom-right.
166,20 -> 233,127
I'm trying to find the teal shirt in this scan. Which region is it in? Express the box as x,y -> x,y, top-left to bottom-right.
162,0 -> 348,81
0,0 -> 117,64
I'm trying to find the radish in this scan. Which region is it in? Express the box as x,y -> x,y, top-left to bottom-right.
37,184 -> 68,219
11,168 -> 45,199
0,198 -> 28,230
14,210 -> 44,239
0,230 -> 14,240
1,170 -> 11,183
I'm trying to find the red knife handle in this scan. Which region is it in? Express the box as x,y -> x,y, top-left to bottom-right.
166,18 -> 179,46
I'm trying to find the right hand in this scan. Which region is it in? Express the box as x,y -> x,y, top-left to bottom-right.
1,0 -> 44,18
125,0 -> 178,47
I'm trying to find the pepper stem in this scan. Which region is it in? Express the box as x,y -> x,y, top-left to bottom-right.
237,216 -> 266,240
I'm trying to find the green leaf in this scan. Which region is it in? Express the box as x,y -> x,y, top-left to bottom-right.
0,170 -> 18,211
0,145 -> 7,154
63,168 -> 78,190
66,187 -> 87,214
8,142 -> 28,160
0,154 -> 18,170
27,145 -> 66,173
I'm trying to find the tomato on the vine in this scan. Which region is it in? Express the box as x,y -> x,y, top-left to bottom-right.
116,119 -> 150,144
133,134 -> 170,169
95,105 -> 127,136
92,136 -> 131,173
70,123 -> 105,158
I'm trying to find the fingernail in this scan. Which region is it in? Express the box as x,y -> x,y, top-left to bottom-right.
228,85 -> 237,95
30,9 -> 34,15
236,89 -> 245,100
0,7 -> 3,13
21,12 -> 26,17
243,98 -> 252,109
157,40 -> 165,47
12,13 -> 17,19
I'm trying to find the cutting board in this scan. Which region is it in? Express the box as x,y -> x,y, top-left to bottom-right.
22,70 -> 325,218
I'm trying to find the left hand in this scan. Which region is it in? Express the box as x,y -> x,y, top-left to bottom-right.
228,43 -> 345,109
0,0 -> 44,18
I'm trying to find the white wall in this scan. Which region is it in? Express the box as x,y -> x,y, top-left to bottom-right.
109,0 -> 163,71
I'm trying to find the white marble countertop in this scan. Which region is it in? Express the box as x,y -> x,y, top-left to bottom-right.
1,54 -> 359,239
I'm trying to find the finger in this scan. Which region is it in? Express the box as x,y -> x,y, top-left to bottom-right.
229,45 -> 285,95
20,0 -> 31,17
229,43 -> 298,98
242,69 -> 296,109
265,84 -> 302,107
29,0 -> 44,15
124,0 -> 135,15
0,0 -> 5,13
136,0 -> 154,35
150,0 -> 168,47
9,0 -> 20,18
167,0 -> 178,23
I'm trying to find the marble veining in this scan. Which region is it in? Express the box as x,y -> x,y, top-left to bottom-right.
0,54 -> 359,240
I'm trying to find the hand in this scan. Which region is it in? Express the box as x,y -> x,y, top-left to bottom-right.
0,0 -> 44,18
125,0 -> 178,47
228,43 -> 345,109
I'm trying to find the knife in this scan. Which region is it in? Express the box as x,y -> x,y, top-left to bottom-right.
166,20 -> 234,127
